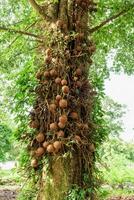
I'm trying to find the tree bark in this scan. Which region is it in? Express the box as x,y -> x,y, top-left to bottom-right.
29,1 -> 97,199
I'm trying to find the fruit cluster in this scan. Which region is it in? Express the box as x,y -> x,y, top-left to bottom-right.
29,0 -> 97,168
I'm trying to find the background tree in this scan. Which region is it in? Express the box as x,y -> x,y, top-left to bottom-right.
0,1 -> 134,200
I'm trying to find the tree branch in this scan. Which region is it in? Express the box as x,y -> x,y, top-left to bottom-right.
28,0 -> 45,17
0,26 -> 42,41
90,6 -> 134,33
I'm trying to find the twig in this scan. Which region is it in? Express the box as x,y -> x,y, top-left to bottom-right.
89,5 -> 134,33
0,26 -> 42,41
28,0 -> 46,17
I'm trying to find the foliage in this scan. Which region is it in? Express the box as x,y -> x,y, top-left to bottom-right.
98,138 -> 134,199
0,0 -> 134,200
0,123 -> 13,161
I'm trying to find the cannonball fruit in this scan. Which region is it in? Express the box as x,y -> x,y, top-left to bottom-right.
49,104 -> 57,113
36,133 -> 45,143
53,141 -> 62,151
29,121 -> 39,129
62,86 -> 69,94
76,68 -> 82,76
44,71 -> 50,78
56,95 -> 62,101
50,122 -> 58,131
58,122 -> 66,129
59,115 -> 68,124
47,144 -> 55,153
43,141 -> 49,149
74,135 -> 81,143
61,79 -> 67,85
70,112 -> 78,120
59,99 -> 67,109
36,147 -> 45,157
31,159 -> 38,168
57,130 -> 64,138
55,77 -> 61,84
50,69 -> 57,77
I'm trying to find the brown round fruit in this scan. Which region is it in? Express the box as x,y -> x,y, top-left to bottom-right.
50,69 -> 57,77
53,141 -> 62,151
61,79 -> 67,85
58,122 -> 66,129
76,81 -> 82,87
43,141 -> 49,149
36,133 -> 45,143
47,144 -> 55,153
62,86 -> 69,94
76,68 -> 82,76
56,95 -> 62,101
59,99 -> 68,109
57,130 -> 65,138
31,159 -> 38,168
44,71 -> 50,78
50,122 -> 58,131
29,121 -> 39,129
74,135 -> 81,143
36,147 -> 45,157
59,115 -> 68,124
49,104 -> 57,113
55,77 -> 61,84
70,112 -> 78,120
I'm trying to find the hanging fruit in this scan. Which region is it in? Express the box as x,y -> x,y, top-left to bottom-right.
49,103 -> 57,113
62,86 -> 69,94
36,147 -> 45,157
55,77 -> 61,84
59,115 -> 68,124
59,99 -> 68,109
31,159 -> 38,168
53,141 -> 62,151
61,79 -> 67,86
57,130 -> 65,138
43,141 -> 49,149
56,95 -> 62,101
46,144 -> 55,153
58,122 -> 66,129
70,112 -> 79,120
36,133 -> 45,143
50,69 -> 57,77
50,122 -> 58,131
44,71 -> 50,78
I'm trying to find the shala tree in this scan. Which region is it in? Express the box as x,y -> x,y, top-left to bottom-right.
0,0 -> 134,199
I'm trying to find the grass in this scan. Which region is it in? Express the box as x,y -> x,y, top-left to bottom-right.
98,140 -> 134,199
0,168 -> 20,186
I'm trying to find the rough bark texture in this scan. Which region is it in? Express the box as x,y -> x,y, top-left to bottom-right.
29,1 -> 97,199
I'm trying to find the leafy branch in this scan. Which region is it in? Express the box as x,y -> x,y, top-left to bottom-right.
90,5 -> 134,33
0,26 -> 43,41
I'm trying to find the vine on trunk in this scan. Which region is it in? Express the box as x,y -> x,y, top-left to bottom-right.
23,0 -> 98,199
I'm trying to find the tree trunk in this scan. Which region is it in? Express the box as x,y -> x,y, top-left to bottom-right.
29,0 -> 97,199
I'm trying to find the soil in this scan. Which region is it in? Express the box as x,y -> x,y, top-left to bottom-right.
108,197 -> 134,200
0,188 -> 18,200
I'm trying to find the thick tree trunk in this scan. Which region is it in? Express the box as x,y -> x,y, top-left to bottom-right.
29,1 -> 97,199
